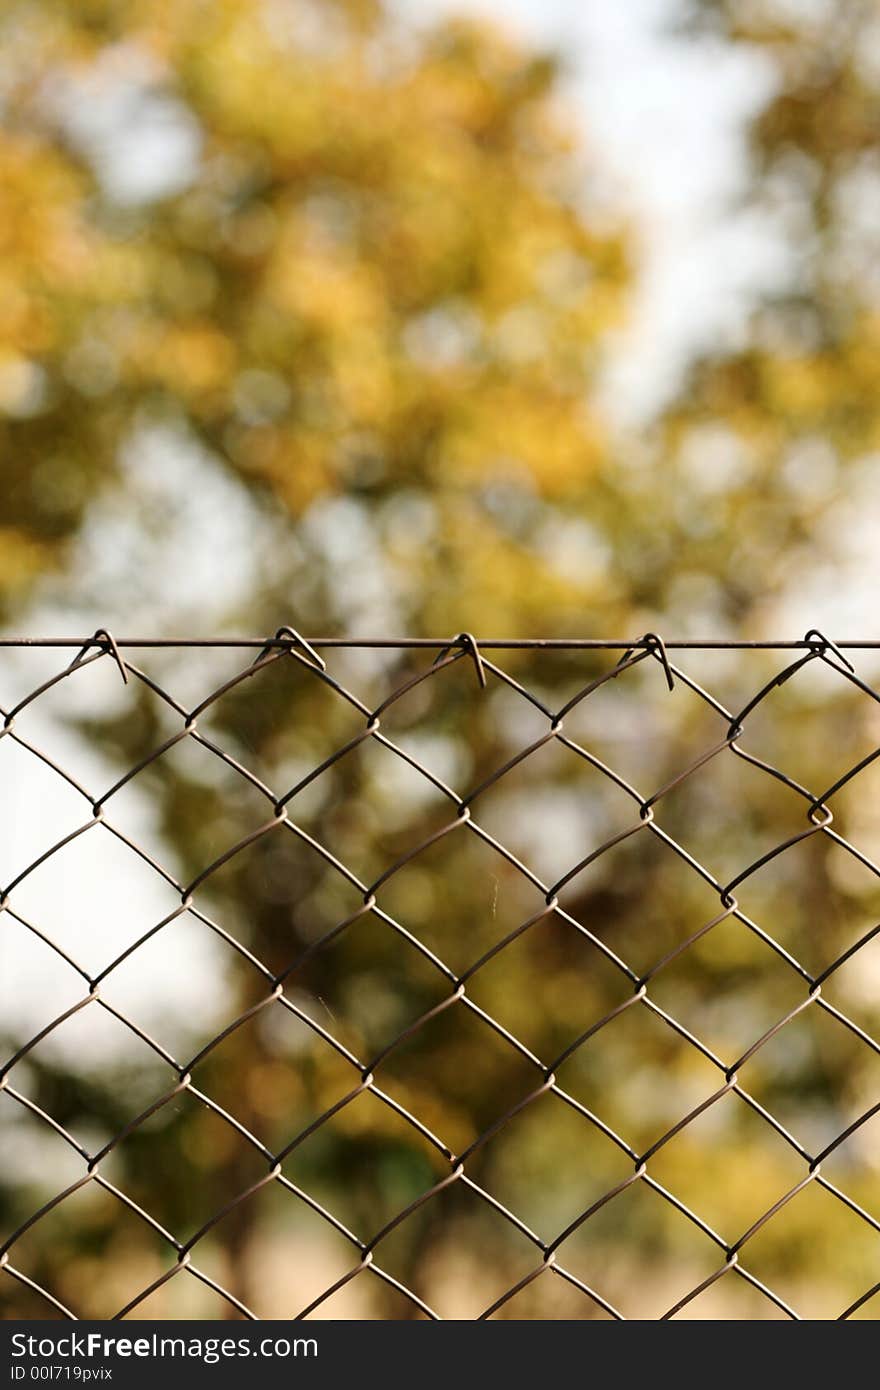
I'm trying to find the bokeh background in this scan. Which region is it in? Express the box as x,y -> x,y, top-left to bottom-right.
2,0 -> 880,1319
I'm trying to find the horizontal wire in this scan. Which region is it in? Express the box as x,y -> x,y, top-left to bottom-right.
2,636 -> 880,651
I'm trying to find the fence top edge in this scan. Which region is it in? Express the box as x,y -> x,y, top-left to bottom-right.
2,638 -> 880,652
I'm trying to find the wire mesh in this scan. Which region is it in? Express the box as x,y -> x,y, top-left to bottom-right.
2,630 -> 880,1320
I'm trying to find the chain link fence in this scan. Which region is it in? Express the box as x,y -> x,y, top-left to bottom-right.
2,631 -> 880,1320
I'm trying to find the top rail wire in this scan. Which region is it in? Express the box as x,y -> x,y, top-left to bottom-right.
2,636 -> 880,649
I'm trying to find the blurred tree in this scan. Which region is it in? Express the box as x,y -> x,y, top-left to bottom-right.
2,1 -> 879,634
655,0 -> 880,620
0,0 -> 629,634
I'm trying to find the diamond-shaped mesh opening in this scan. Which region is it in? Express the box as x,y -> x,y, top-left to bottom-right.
738,1177 -> 880,1318
1,655 -> 144,785
734,1001 -> 880,1155
221,1179 -> 367,1319
187,1000 -> 361,1156
2,1013 -> 175,1166
646,1089 -> 808,1240
464,736 -> 642,883
646,913 -> 808,1060
553,999 -> 724,1159
88,731 -> 277,878
366,1001 -> 541,1154
203,662 -> 355,749
99,1088 -> 270,1244
5,826 -> 184,982
3,1179 -> 178,1320
551,1173 -> 726,1319
190,836 -> 366,980
4,993 -> 177,1106
374,829 -> 547,977
477,1089 -> 632,1235
279,935 -> 450,1065
550,828 -> 728,982
278,1085 -> 451,1236
4,635 -> 880,1321
364,1176 -> 543,1319
462,909 -> 630,1062
645,743 -> 815,892
727,654 -> 871,800
733,836 -> 880,980
94,909 -> 240,1057
557,652 -> 728,791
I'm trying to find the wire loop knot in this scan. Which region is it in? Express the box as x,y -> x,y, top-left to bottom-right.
803,628 -> 854,674
616,632 -> 674,691
434,632 -> 487,689
253,625 -> 325,673
69,628 -> 128,685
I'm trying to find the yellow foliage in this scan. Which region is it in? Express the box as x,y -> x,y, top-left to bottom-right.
0,526 -> 56,588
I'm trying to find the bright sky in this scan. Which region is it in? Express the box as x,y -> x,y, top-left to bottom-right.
401,0 -> 785,420
397,0 -> 880,636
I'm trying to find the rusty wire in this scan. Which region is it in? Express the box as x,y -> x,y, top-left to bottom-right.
2,630 -> 880,1320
